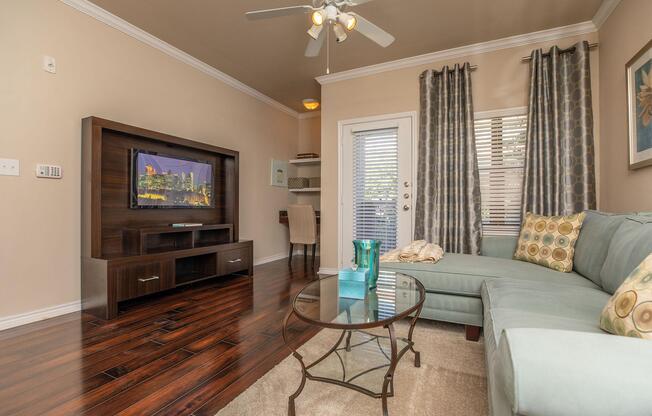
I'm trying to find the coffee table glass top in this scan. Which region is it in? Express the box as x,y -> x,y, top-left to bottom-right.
293,270 -> 424,328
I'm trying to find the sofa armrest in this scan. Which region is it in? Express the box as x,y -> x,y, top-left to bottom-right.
481,235 -> 517,259
494,328 -> 652,416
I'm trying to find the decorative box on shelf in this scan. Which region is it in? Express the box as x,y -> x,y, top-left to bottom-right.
288,177 -> 309,189
308,177 -> 321,188
338,267 -> 369,299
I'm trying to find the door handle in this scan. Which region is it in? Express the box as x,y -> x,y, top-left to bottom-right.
403,205 -> 410,211
228,258 -> 242,263
138,276 -> 160,283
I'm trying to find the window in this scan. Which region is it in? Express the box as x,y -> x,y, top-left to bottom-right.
474,109 -> 528,236
352,128 -> 399,254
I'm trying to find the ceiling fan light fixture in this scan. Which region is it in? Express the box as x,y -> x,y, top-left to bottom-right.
333,23 -> 348,43
311,9 -> 326,26
302,98 -> 320,111
307,24 -> 323,40
338,12 -> 357,31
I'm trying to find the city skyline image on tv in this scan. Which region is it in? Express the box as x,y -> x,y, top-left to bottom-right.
132,150 -> 214,208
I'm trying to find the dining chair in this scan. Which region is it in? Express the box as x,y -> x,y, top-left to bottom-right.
287,204 -> 318,267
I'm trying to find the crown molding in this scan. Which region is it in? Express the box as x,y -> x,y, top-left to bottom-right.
316,21 -> 597,85
298,111 -> 321,120
59,0 -> 300,118
592,0 -> 621,29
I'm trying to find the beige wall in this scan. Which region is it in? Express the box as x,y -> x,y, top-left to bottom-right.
297,115 -> 322,155
0,0 -> 299,318
319,33 -> 600,270
598,0 -> 652,212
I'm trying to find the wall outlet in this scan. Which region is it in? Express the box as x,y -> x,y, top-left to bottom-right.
42,55 -> 56,74
36,164 -> 62,179
0,158 -> 19,176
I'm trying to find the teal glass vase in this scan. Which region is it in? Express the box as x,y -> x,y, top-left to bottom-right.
353,239 -> 382,289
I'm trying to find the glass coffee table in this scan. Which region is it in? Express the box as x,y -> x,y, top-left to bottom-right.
282,270 -> 425,416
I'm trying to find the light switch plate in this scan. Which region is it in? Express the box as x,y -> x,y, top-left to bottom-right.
0,158 -> 19,176
36,164 -> 62,179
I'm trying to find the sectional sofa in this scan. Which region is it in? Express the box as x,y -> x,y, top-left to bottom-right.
383,211 -> 652,415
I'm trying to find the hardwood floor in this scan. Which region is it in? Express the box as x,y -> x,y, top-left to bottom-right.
0,257 -> 321,416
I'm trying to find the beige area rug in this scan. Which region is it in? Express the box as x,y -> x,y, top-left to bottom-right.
217,320 -> 488,416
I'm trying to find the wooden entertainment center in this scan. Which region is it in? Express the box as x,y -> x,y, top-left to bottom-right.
81,117 -> 253,320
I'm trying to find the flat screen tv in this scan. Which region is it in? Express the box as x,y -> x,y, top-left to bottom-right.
130,149 -> 214,209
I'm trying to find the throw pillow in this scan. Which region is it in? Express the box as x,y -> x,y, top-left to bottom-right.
600,252 -> 652,340
513,212 -> 586,272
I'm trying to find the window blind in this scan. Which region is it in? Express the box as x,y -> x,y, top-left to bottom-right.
376,270 -> 398,319
352,128 -> 399,254
474,113 -> 527,236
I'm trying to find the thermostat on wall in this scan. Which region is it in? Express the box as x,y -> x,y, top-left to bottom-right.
36,164 -> 62,179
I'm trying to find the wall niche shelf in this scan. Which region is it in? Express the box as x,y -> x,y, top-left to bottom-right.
289,187 -> 321,193
289,158 -> 321,166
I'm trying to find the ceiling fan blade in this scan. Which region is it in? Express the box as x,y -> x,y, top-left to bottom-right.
351,13 -> 395,47
245,5 -> 313,20
346,0 -> 376,5
305,29 -> 326,57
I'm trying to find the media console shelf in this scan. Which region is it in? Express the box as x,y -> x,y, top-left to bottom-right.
81,117 -> 253,320
124,224 -> 234,255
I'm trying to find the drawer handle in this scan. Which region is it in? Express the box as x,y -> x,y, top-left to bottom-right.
227,258 -> 242,263
138,276 -> 160,283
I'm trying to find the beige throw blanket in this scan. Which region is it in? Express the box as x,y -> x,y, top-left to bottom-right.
380,240 -> 444,264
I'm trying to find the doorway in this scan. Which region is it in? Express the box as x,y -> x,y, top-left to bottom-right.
339,113 -> 416,268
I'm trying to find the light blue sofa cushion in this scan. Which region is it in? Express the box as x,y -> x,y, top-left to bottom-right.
418,292 -> 484,327
495,328 -> 652,416
482,278 -> 610,317
573,211 -> 628,287
600,216 -> 652,294
381,254 -> 599,298
481,278 -> 608,354
481,235 -> 518,259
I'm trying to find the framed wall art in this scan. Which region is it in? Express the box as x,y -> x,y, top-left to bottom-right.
627,39 -> 652,169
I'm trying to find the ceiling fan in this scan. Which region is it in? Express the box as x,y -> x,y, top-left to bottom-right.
245,0 -> 395,58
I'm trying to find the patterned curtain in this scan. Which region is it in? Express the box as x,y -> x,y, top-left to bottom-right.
522,41 -> 596,216
414,63 -> 482,255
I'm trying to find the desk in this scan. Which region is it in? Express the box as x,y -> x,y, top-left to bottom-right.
279,210 -> 321,225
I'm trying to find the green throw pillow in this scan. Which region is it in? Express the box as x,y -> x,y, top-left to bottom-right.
600,252 -> 652,340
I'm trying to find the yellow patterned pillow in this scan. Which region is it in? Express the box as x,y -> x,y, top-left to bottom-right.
600,253 -> 652,340
513,212 -> 586,272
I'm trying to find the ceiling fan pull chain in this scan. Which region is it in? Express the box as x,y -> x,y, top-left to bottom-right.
326,21 -> 331,75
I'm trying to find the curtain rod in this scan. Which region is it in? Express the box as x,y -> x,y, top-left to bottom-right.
521,43 -> 598,62
419,42 -> 598,76
419,65 -> 478,78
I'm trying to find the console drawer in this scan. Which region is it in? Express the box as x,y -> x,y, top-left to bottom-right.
115,261 -> 172,301
218,247 -> 250,275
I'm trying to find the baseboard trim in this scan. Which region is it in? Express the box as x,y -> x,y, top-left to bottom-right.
0,254 -> 310,331
0,301 -> 82,332
318,267 -> 339,276
254,252 -> 289,266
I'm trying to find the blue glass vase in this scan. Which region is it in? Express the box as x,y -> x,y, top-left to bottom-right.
353,239 -> 382,289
